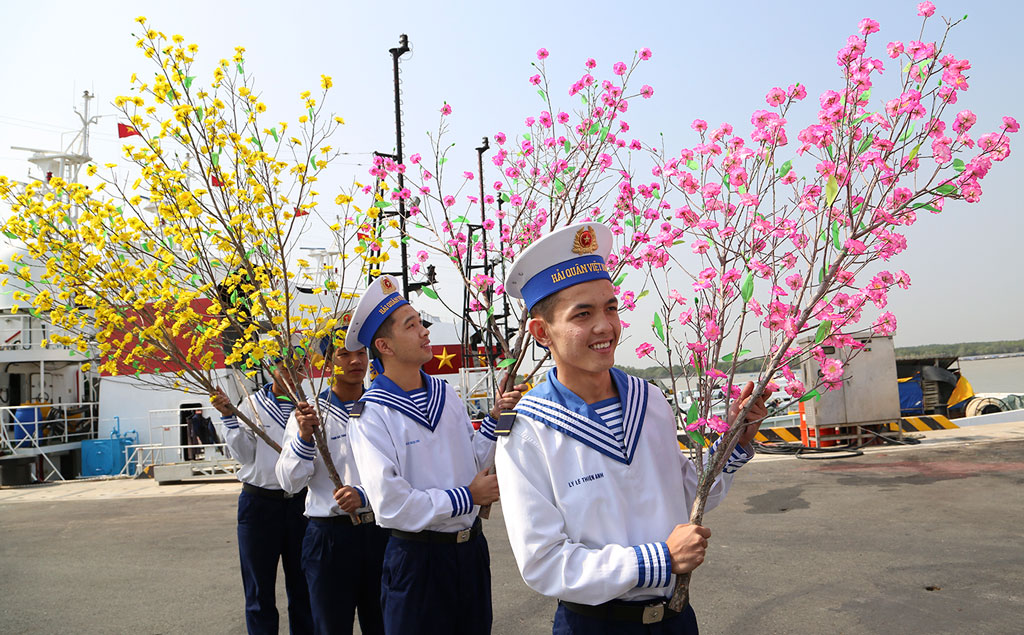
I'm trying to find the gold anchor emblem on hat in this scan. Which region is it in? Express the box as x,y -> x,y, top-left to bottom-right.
571,226 -> 598,255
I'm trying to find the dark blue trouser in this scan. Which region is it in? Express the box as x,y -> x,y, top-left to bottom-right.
381,529 -> 491,635
552,602 -> 698,634
237,489 -> 313,635
302,517 -> 389,635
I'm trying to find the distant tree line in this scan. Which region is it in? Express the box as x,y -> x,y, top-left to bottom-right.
894,339 -> 1024,359
616,339 -> 1024,381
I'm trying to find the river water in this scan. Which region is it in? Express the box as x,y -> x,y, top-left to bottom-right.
958,356 -> 1024,394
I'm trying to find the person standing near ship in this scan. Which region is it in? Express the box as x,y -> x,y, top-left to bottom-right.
212,352 -> 314,635
276,325 -> 388,635
343,274 -> 526,634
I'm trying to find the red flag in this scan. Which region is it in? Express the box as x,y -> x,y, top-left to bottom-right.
117,123 -> 142,138
211,174 -> 223,187
294,206 -> 309,217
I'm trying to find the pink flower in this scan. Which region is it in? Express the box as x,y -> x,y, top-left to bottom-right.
784,380 -> 805,399
858,18 -> 880,35
691,119 -> 708,133
409,153 -> 422,164
917,2 -> 936,17
820,358 -> 844,382
640,85 -> 654,99
416,250 -> 429,263
443,195 -> 455,207
873,311 -> 898,335
765,87 -> 786,107
639,47 -> 652,61
1002,116 -> 1020,133
529,74 -> 541,86
494,132 -> 506,145
585,58 -> 596,69
537,48 -> 549,60
463,171 -> 474,180
613,61 -> 627,76
887,41 -> 904,58
440,103 -> 452,116
953,110 -> 977,133
635,342 -> 655,359
557,111 -> 570,124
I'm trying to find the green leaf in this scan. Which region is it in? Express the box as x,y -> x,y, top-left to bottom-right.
777,160 -> 793,178
373,200 -> 392,209
825,175 -> 839,208
500,192 -> 510,203
522,134 -> 531,141
721,349 -> 750,363
799,388 -> 821,402
421,287 -> 438,299
908,143 -> 921,161
537,89 -> 546,101
897,122 -> 916,143
564,139 -> 571,153
686,430 -> 705,446
686,401 -> 699,424
486,305 -> 495,320
588,122 -> 599,135
856,134 -> 874,155
740,271 -> 754,303
653,313 -> 665,343
270,127 -> 279,142
686,159 -> 699,171
236,61 -> 244,74
496,357 -> 517,369
184,76 -> 195,90
935,183 -> 957,196
636,289 -> 649,301
211,152 -> 220,167
911,202 -> 940,213
453,216 -> 468,223
819,264 -> 827,284
815,320 -> 832,344
952,158 -> 966,173
554,178 -> 565,194
613,273 -> 627,286
831,220 -> 841,250
3,231 -> 17,239
600,126 -> 610,142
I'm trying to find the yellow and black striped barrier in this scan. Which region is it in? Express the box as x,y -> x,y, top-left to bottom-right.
889,415 -> 958,432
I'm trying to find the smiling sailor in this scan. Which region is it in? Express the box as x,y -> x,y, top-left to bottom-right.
495,223 -> 770,634
344,275 -> 525,635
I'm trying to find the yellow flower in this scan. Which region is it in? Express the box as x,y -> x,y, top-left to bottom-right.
320,75 -> 333,90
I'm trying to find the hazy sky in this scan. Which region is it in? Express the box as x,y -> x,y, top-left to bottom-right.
1,0 -> 1020,351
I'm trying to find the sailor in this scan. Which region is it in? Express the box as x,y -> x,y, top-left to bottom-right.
275,320 -> 388,635
344,274 -> 525,635
495,223 -> 769,634
212,350 -> 314,635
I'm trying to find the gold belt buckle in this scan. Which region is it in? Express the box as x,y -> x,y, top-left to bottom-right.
359,511 -> 375,524
641,603 -> 665,624
456,528 -> 472,543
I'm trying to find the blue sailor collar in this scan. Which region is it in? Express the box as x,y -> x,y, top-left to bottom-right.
359,370 -> 448,431
254,383 -> 295,429
515,367 -> 649,464
317,387 -> 363,421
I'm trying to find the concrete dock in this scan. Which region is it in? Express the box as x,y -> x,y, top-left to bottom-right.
2,421 -> 1022,634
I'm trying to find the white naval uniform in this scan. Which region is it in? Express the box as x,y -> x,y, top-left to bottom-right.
222,384 -> 293,489
495,368 -> 752,606
347,370 -> 498,533
275,388 -> 371,518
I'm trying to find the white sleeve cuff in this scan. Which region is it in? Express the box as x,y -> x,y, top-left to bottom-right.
478,414 -> 497,441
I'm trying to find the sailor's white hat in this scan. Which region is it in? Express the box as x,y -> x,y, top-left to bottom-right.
504,223 -> 613,311
344,275 -> 409,351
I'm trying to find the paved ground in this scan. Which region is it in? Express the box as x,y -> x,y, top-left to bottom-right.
1,422 -> 1022,634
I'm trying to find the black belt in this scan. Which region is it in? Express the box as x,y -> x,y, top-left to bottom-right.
242,483 -> 305,499
390,518 -> 482,544
309,511 -> 376,525
559,599 -> 680,625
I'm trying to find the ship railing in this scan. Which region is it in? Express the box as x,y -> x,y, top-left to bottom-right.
143,406 -> 234,464
0,314 -> 92,351
121,442 -> 237,477
0,401 -> 99,455
0,400 -> 99,481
